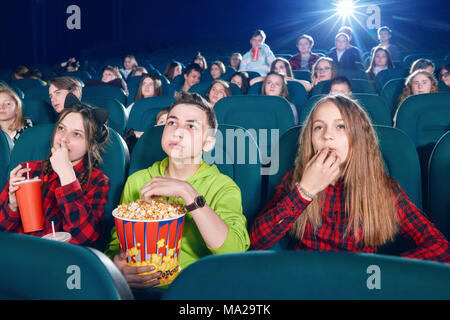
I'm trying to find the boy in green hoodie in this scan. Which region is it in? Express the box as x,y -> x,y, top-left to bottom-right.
105,91 -> 250,291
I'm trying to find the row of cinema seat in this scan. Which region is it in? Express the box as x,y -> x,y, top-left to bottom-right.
2,92 -> 450,223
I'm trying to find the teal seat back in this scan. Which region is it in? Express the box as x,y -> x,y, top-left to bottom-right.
428,131 -> 450,239
214,95 -> 295,162
312,79 -> 376,95
339,68 -> 369,80
61,70 -> 92,80
0,131 -> 12,189
381,78 -> 405,117
82,97 -> 127,136
299,94 -> 392,126
22,98 -> 57,124
83,85 -> 127,106
287,80 -> 308,116
375,69 -> 408,93
293,70 -> 311,82
9,124 -> 130,251
395,92 -> 450,148
163,251 -> 450,300
10,78 -> 45,92
0,232 -> 133,299
127,96 -> 175,132
245,71 -> 261,80
129,125 -> 263,225
23,85 -> 51,104
189,81 -> 241,98
267,125 -> 422,210
438,80 -> 449,92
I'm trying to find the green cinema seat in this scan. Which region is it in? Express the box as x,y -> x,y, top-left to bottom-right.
22,98 -> 57,124
127,96 -> 175,132
374,69 -> 408,94
427,131 -> 450,239
162,250 -> 450,300
82,97 -> 127,136
381,78 -> 405,118
83,84 -> 127,106
0,232 -> 133,299
0,131 -> 12,189
299,94 -> 392,126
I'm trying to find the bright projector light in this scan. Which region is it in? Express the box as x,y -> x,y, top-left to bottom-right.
336,0 -> 355,17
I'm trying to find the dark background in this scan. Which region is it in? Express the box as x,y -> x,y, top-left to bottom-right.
0,0 -> 449,68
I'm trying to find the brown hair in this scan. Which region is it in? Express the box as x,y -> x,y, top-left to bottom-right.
0,84 -> 25,131
135,74 -> 162,101
48,77 -> 83,99
205,80 -> 232,102
366,46 -> 394,77
261,72 -> 289,100
311,57 -> 339,86
41,106 -> 110,191
169,91 -> 217,133
289,95 -> 398,247
270,57 -> 294,78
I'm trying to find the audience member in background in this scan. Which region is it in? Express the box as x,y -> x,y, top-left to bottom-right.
12,66 -> 29,80
120,55 -> 138,80
366,46 -> 395,80
48,77 -> 83,114
289,34 -> 321,71
327,33 -> 362,70
261,72 -> 298,125
229,71 -> 250,94
193,52 -> 208,71
311,57 -> 339,87
330,76 -> 352,95
438,63 -> 450,89
181,63 -> 203,92
0,94 -> 110,246
374,26 -> 400,62
85,66 -> 129,96
130,67 -> 148,78
239,29 -> 275,76
163,61 -> 183,82
210,61 -> 226,80
409,58 -> 435,74
229,53 -> 242,70
250,58 -> 312,92
155,108 -> 169,127
250,94 -> 450,264
206,80 -> 232,108
395,70 -> 439,123
0,84 -> 33,144
58,58 -> 80,73
127,74 -> 163,114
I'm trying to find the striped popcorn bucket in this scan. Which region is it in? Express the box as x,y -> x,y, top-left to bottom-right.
113,209 -> 185,286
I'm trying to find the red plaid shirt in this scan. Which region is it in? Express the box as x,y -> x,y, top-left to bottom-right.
289,52 -> 321,71
250,170 -> 450,264
0,159 -> 109,245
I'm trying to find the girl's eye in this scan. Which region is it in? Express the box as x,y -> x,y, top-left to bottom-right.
337,124 -> 345,130
167,120 -> 175,126
188,124 -> 197,130
57,125 -> 64,131
313,125 -> 322,131
74,132 -> 81,137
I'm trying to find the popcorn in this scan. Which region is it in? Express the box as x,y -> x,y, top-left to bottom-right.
115,198 -> 186,221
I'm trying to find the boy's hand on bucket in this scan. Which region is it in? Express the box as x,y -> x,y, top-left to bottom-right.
113,251 -> 161,288
140,177 -> 198,205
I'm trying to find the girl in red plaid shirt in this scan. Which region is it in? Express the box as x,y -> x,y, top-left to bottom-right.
0,94 -> 110,245
250,94 -> 450,263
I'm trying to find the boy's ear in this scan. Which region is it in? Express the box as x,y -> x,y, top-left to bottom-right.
202,135 -> 216,153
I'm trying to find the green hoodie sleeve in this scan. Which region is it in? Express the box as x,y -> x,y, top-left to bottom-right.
205,180 -> 250,255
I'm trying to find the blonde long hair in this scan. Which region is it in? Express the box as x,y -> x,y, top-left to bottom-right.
289,95 -> 399,247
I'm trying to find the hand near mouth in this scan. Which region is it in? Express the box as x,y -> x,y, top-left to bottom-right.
297,147 -> 342,198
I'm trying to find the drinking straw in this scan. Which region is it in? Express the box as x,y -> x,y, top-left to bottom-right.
26,162 -> 29,180
51,221 -> 56,237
